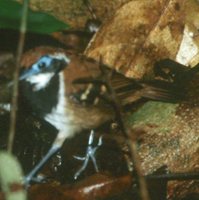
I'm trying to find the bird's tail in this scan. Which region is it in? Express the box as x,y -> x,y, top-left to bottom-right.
117,80 -> 184,106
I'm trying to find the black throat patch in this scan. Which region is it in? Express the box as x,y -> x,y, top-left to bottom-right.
20,74 -> 59,118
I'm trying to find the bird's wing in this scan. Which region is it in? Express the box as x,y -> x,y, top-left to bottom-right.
110,72 -> 183,105
70,58 -> 183,106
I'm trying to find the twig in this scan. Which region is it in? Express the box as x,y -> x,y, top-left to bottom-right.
7,0 -> 29,153
98,57 -> 151,200
83,0 -> 97,20
146,171 -> 199,181
127,141 -> 150,200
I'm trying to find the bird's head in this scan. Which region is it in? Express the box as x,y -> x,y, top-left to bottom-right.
19,52 -> 70,91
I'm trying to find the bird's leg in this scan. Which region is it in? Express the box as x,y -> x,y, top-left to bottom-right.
73,130 -> 103,180
24,144 -> 60,186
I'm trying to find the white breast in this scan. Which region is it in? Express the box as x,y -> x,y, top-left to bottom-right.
27,73 -> 54,91
44,72 -> 77,138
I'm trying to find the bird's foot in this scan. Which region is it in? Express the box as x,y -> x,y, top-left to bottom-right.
73,130 -> 103,180
23,174 -> 46,187
23,145 -> 60,187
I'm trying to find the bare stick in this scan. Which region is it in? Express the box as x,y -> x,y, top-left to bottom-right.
108,90 -> 150,200
83,0 -> 97,20
7,0 -> 29,153
127,141 -> 150,200
98,58 -> 151,200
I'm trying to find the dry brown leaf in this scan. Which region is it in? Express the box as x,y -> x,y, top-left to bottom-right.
85,0 -> 199,79
17,0 -> 132,28
28,174 -> 133,200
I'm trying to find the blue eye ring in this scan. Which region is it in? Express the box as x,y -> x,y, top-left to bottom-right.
33,55 -> 53,72
37,61 -> 47,70
19,54 -> 70,81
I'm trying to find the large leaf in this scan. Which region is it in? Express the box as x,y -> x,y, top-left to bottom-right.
0,151 -> 27,200
85,0 -> 199,79
0,0 -> 69,34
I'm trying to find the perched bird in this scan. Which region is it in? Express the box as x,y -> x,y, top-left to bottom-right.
19,46 -> 181,184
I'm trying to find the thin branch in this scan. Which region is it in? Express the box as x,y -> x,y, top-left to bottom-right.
83,0 -> 97,20
146,171 -> 199,181
7,0 -> 29,153
128,141 -> 151,200
108,93 -> 151,200
98,57 -> 151,200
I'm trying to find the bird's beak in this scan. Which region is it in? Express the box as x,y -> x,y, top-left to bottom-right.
7,68 -> 35,88
19,68 -> 36,81
19,60 -> 43,80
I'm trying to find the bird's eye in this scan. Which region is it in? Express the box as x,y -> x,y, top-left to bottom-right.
38,62 -> 46,70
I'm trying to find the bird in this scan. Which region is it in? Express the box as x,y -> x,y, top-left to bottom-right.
18,46 -> 183,184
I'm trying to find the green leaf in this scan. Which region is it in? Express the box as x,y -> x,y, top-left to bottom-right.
0,151 -> 27,200
0,0 -> 69,34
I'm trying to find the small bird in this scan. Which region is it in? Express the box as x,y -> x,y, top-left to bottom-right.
18,46 -> 181,184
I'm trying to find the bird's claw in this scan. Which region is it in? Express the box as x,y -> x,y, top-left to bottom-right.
23,174 -> 46,188
73,130 -> 103,180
